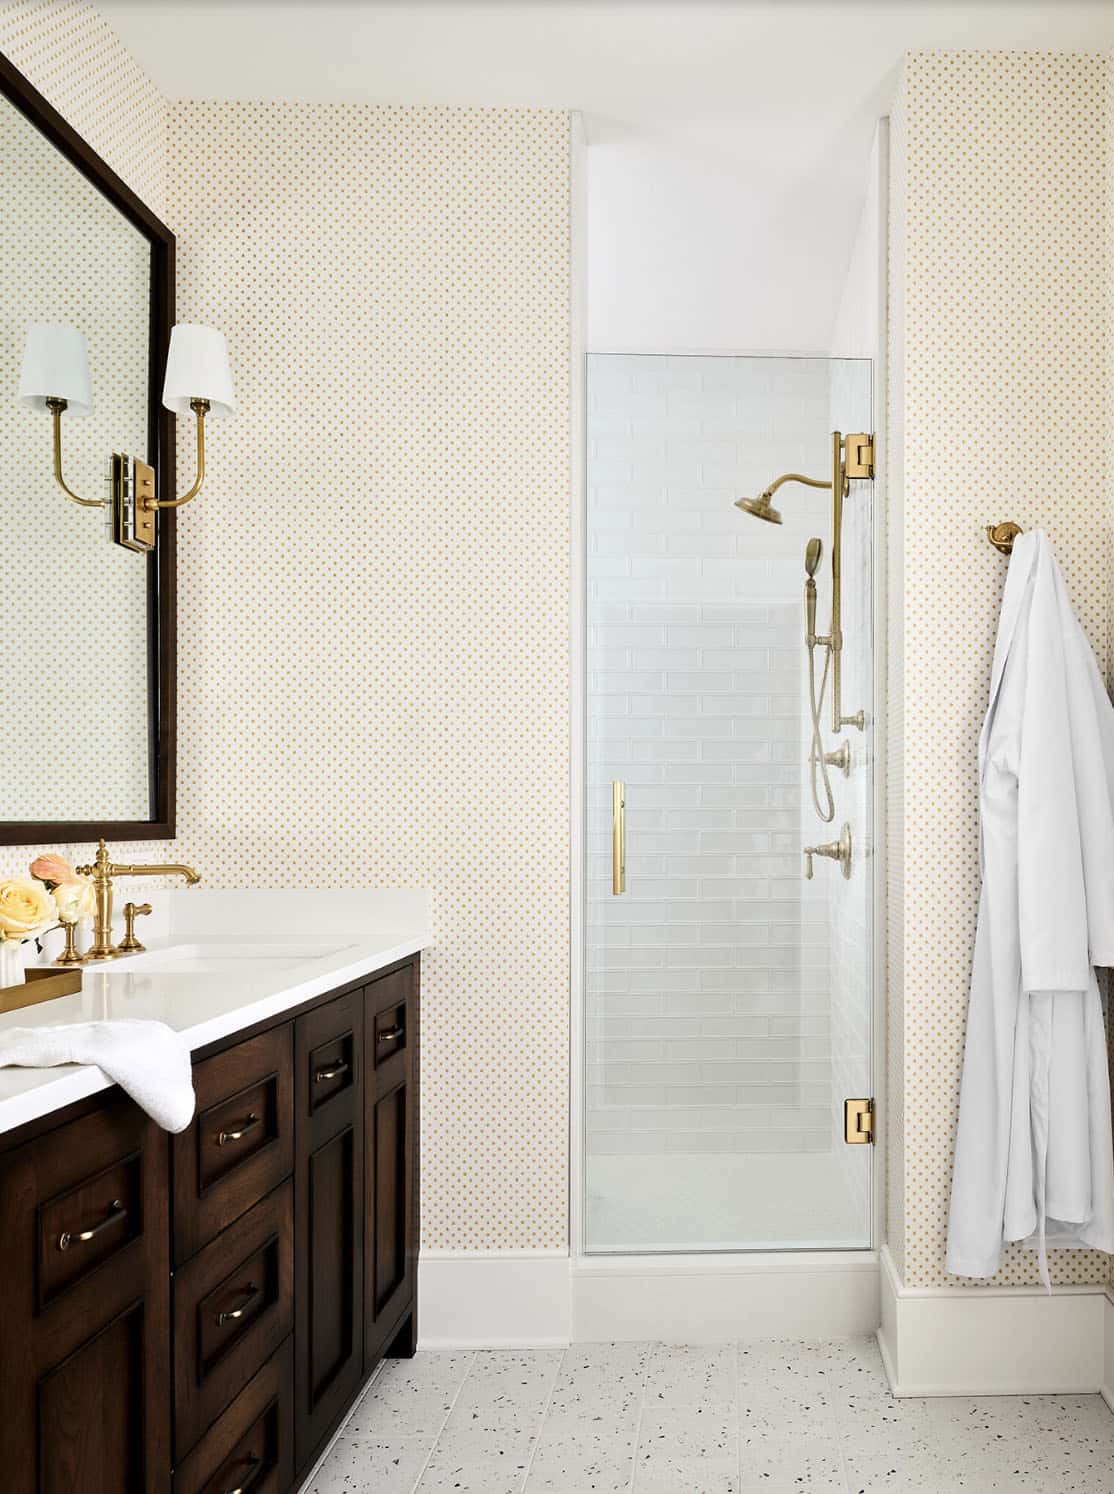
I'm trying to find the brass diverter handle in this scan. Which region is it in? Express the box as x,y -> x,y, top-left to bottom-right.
118,901 -> 152,953
804,823 -> 852,880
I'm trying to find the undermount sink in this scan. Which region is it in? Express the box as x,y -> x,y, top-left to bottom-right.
103,942 -> 352,975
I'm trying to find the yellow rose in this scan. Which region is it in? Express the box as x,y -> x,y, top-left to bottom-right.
52,875 -> 95,926
0,877 -> 58,942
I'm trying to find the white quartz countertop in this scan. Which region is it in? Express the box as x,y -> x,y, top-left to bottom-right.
0,888 -> 432,1136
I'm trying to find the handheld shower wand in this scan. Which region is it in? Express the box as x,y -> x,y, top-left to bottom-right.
803,538 -> 836,823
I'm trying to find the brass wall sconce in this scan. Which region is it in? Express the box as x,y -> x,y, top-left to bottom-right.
18,321 -> 236,554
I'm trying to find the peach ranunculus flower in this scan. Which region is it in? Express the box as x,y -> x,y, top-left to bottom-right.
29,853 -> 77,888
52,874 -> 95,926
0,877 -> 58,942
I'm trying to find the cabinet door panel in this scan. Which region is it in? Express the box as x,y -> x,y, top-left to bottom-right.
294,991 -> 364,1474
38,1302 -> 144,1494
364,959 -> 419,1366
372,1083 -> 407,1312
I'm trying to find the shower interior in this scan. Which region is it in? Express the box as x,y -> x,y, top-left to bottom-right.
583,352 -> 874,1254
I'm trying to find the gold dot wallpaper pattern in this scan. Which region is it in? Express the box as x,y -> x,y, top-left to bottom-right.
0,3 -> 573,1252
0,86 -> 152,821
165,98 -> 573,1251
0,0 -> 165,218
892,50 -> 1112,1288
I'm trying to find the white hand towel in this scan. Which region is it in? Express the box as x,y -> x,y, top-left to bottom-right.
0,1020 -> 195,1132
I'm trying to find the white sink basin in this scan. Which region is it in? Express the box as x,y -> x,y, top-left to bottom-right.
103,942 -> 352,975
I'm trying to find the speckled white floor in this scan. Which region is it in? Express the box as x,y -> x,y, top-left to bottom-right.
306,1338 -> 1114,1494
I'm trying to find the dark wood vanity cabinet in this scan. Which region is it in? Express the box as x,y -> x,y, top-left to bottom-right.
0,954 -> 419,1494
0,1096 -> 171,1493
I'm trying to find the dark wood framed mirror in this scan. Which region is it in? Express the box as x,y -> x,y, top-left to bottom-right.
0,50 -> 176,845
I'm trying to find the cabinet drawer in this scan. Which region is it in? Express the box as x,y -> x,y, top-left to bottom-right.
173,1341 -> 292,1494
37,1139 -> 143,1311
173,1181 -> 294,1461
366,964 -> 414,1019
173,1027 -> 293,1265
371,999 -> 407,1067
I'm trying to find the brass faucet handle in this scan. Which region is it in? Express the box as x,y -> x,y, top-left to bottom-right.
119,902 -> 153,954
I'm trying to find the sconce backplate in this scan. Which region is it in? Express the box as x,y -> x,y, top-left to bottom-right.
112,453 -> 156,553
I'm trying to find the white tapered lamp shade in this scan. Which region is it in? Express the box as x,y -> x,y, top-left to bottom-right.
162,324 -> 235,418
18,323 -> 94,415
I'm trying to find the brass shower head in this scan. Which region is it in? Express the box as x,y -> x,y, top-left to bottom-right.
734,491 -> 782,525
805,537 -> 823,577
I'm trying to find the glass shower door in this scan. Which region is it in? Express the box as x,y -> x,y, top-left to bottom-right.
583,353 -> 873,1254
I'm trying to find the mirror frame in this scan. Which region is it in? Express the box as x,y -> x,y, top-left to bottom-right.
0,50 -> 177,845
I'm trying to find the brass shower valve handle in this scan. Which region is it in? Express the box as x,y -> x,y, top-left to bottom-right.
824,742 -> 851,777
803,823 -> 853,881
119,901 -> 152,953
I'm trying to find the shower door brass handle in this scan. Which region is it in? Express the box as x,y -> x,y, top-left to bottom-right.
612,780 -> 626,895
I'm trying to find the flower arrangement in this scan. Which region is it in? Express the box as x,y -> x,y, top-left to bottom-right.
0,855 -> 96,985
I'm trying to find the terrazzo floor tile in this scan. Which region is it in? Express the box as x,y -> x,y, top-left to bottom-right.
642,1344 -> 736,1408
306,1342 -> 1114,1494
523,1430 -> 638,1493
632,1453 -> 738,1493
738,1433 -> 847,1492
416,1428 -> 537,1493
307,1435 -> 435,1494
446,1349 -> 562,1431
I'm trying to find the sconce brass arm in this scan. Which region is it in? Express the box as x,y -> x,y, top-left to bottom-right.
145,398 -> 209,510
46,398 -> 105,508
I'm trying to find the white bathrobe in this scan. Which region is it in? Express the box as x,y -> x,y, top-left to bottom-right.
945,530 -> 1114,1285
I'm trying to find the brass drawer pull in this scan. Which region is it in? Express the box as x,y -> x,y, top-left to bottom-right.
377,1025 -> 403,1043
314,1059 -> 350,1083
223,1455 -> 262,1494
217,1282 -> 261,1326
217,1113 -> 261,1147
57,1198 -> 127,1251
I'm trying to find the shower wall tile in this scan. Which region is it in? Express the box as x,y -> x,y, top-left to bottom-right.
889,51 -> 1112,1288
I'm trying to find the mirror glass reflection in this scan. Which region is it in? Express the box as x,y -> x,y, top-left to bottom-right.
0,91 -> 153,822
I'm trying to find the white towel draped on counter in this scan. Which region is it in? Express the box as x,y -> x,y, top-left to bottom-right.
0,1020 -> 195,1132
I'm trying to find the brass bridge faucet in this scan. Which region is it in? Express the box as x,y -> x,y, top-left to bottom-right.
77,839 -> 201,960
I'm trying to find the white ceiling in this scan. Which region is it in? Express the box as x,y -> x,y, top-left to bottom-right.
99,1 -> 1114,350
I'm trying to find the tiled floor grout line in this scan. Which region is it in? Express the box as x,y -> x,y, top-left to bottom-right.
625,1344 -> 652,1494
407,1350 -> 477,1494
517,1348 -> 567,1492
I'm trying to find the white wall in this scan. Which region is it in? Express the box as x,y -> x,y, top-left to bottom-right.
587,125 -> 860,355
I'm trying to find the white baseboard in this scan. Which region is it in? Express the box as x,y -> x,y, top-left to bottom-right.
1102,1291 -> 1114,1414
572,1251 -> 879,1343
419,1251 -> 571,1348
418,1249 -> 879,1349
878,1244 -> 1107,1396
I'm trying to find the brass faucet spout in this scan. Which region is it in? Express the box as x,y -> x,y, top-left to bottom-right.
109,861 -> 201,886
76,839 -> 201,960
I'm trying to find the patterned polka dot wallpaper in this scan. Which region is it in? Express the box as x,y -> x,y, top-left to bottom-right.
891,50 -> 1112,1288
0,81 -> 153,822
0,3 -> 572,1251
0,0 -> 165,217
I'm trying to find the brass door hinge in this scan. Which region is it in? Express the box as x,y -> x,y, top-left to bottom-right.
844,433 -> 874,481
844,1097 -> 874,1145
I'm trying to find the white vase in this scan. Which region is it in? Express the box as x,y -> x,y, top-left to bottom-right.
0,940 -> 26,990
